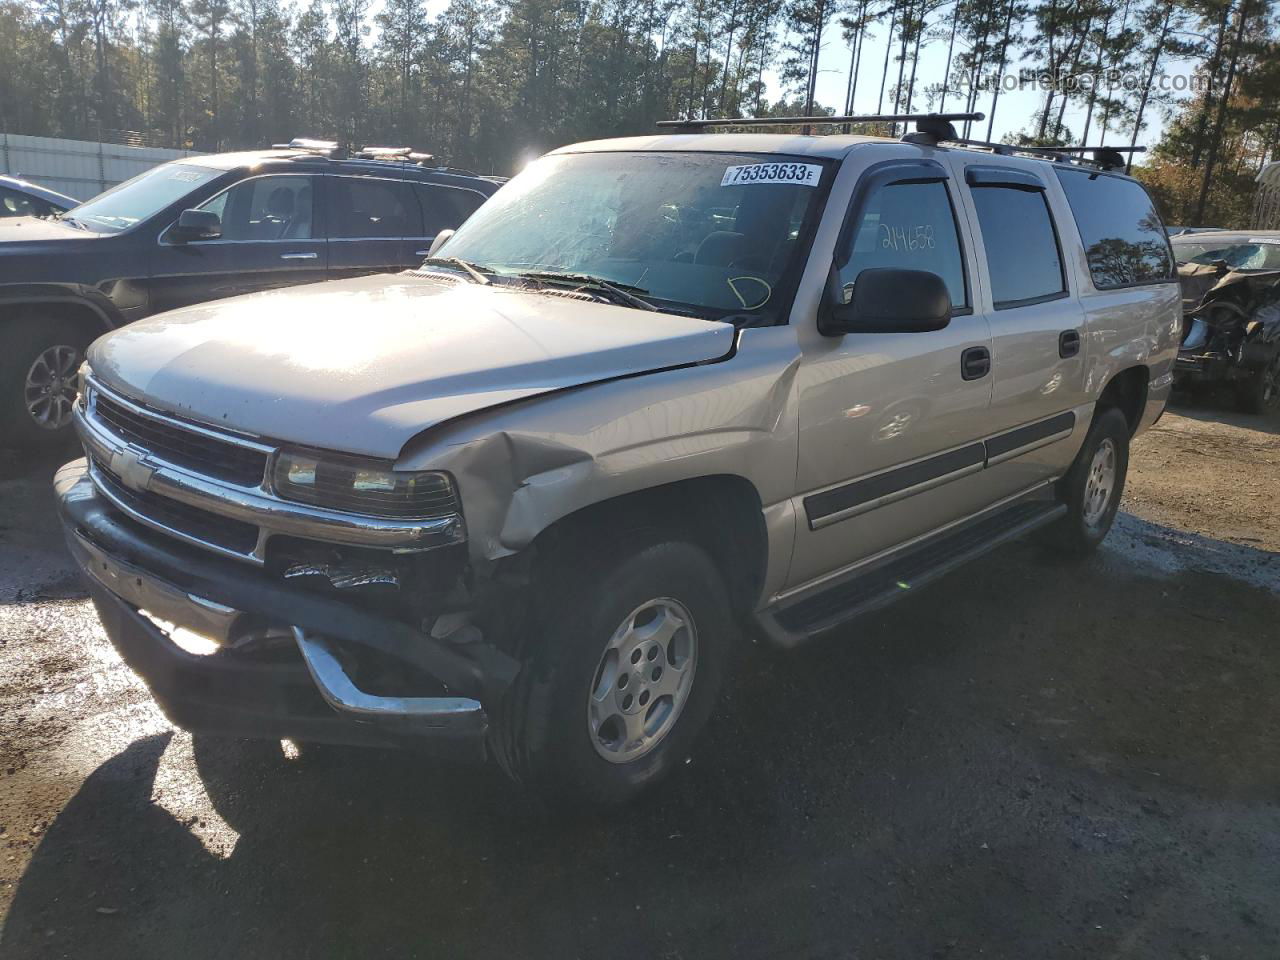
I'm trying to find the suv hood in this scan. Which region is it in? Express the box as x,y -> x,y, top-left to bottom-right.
0,215 -> 99,245
89,273 -> 735,458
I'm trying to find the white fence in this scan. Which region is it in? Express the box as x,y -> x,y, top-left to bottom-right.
0,133 -> 203,201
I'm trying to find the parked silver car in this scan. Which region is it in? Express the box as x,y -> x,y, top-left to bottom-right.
56,119 -> 1180,803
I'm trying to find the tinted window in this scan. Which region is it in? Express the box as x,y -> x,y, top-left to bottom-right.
197,175 -> 314,241
1056,169 -> 1174,288
414,184 -> 486,236
331,177 -> 417,238
839,179 -> 967,308
970,185 -> 1064,306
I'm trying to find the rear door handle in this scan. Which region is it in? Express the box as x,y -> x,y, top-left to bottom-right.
1059,329 -> 1081,358
961,346 -> 991,381
280,252 -> 318,260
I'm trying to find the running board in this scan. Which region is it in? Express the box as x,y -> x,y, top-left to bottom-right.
757,499 -> 1067,647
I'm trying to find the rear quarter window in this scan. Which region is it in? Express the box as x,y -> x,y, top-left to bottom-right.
1055,169 -> 1175,289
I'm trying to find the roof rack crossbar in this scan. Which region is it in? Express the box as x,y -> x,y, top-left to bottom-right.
656,112 -> 983,131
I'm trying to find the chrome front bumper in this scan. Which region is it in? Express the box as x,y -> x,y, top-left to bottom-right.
58,460 -> 507,754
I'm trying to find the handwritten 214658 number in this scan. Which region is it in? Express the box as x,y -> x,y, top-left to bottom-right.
880,222 -> 936,252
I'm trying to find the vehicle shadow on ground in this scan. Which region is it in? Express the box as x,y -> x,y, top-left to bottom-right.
4,518 -> 1280,959
1166,392 -> 1280,435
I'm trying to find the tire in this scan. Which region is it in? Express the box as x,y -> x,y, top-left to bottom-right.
491,539 -> 733,804
0,316 -> 93,449
1047,406 -> 1130,556
1234,350 -> 1280,415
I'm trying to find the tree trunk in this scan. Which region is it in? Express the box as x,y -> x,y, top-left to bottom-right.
1195,0 -> 1250,222
939,0 -> 959,111
1126,0 -> 1171,172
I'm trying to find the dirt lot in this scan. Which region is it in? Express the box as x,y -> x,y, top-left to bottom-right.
1,397 -> 1277,960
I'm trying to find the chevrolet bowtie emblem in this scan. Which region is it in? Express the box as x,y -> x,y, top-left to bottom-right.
109,446 -> 156,493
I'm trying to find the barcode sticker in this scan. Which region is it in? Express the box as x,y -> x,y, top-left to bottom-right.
721,163 -> 823,187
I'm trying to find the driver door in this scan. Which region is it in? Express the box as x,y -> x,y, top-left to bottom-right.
148,174 -> 327,314
789,160 -> 995,588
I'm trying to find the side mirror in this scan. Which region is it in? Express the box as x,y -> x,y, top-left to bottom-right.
427,229 -> 454,257
169,209 -> 222,243
819,266 -> 952,336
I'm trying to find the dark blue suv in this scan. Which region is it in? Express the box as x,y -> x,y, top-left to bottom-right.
0,140 -> 502,447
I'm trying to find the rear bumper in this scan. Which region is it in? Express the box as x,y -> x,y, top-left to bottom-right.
57,459 -> 517,758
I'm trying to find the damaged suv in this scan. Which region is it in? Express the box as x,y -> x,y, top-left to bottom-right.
1172,230 -> 1280,412
57,120 -> 1180,802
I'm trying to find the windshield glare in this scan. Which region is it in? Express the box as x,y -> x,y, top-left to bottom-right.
1174,240 -> 1280,270
439,151 -> 828,320
67,163 -> 221,233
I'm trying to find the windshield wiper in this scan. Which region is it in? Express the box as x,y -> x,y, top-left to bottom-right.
514,271 -> 658,312
56,214 -> 87,231
419,256 -> 491,284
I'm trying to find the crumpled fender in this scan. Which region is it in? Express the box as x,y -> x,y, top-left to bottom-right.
396,328 -> 804,566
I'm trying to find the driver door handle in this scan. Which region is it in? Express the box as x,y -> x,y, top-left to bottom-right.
961,346 -> 991,381
280,252 -> 318,260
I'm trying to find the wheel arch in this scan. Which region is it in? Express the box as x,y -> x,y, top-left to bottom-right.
524,474 -> 770,618
1094,365 -> 1149,436
0,291 -> 118,339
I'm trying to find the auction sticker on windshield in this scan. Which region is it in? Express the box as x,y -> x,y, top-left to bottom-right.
721,163 -> 823,187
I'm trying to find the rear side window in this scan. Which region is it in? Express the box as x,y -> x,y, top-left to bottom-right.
840,180 -> 968,309
413,184 -> 486,236
969,185 -> 1065,307
330,177 -> 418,239
1055,169 -> 1174,289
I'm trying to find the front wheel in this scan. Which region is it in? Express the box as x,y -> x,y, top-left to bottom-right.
1047,406 -> 1130,556
0,317 -> 92,449
491,539 -> 733,804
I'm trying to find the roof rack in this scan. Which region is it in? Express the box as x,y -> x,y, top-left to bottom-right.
921,131 -> 1146,171
656,112 -> 983,133
272,137 -> 348,158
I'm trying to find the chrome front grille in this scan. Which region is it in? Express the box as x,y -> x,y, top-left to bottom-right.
90,456 -> 261,556
91,388 -> 270,487
75,377 -> 467,565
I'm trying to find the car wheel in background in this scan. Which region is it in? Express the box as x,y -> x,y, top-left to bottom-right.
1235,350 -> 1280,415
491,539 -> 733,804
0,317 -> 91,449
1047,406 -> 1131,556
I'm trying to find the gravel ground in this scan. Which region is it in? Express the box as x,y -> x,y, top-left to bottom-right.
1,397 -> 1277,959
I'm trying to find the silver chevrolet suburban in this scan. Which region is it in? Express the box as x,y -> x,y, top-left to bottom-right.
56,116 -> 1181,803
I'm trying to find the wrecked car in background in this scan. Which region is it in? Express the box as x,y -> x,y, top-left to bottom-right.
1172,231 -> 1280,413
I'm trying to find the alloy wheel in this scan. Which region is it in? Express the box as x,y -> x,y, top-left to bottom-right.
1082,437 -> 1118,528
587,598 -> 698,763
24,344 -> 80,431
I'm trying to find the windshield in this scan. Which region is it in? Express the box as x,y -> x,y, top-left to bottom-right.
439,151 -> 829,322
66,163 -> 222,233
1173,239 -> 1280,270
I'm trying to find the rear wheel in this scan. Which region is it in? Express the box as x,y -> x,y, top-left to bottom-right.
1047,406 -> 1130,555
1235,350 -> 1280,415
0,317 -> 92,449
491,539 -> 733,804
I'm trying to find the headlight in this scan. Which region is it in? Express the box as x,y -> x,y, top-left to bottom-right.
272,448 -> 460,520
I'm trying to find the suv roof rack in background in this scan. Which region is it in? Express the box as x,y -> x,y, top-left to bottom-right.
353,145 -> 484,177
272,137 -> 349,158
